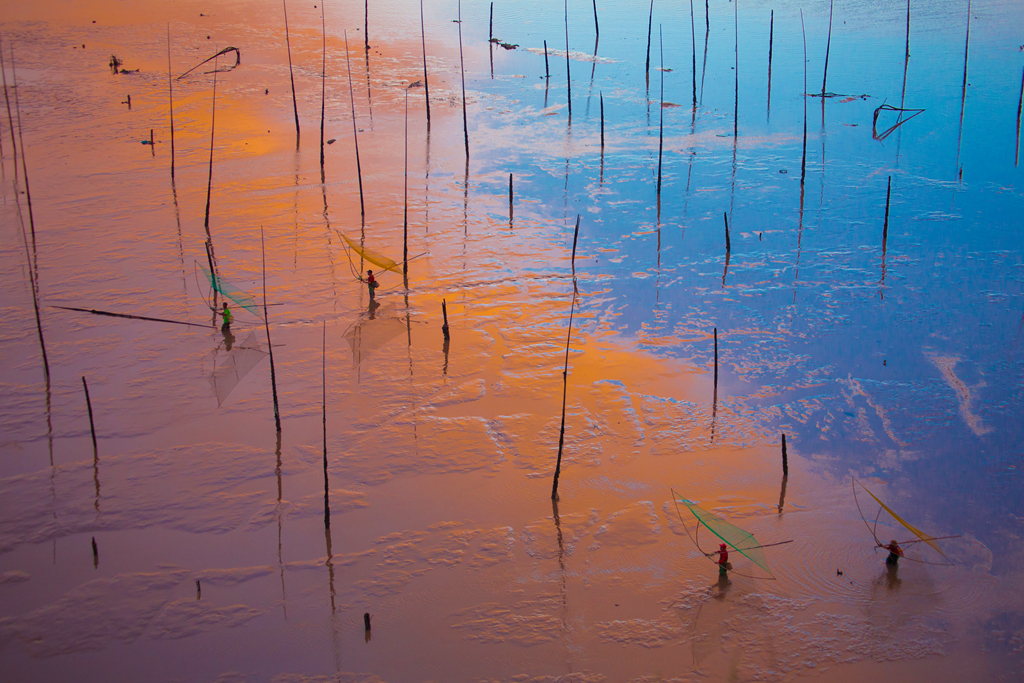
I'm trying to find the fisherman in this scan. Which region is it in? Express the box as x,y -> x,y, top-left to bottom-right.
366,269 -> 379,300
220,302 -> 233,330
882,539 -> 904,566
707,543 -> 730,575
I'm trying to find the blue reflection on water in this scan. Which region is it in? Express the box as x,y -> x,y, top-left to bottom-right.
458,0 -> 1024,553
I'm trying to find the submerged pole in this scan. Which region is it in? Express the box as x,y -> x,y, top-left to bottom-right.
403,91 -> 409,278
509,173 -> 513,223
544,40 -> 550,79
645,0 -> 654,80
767,9 -> 773,116
723,212 -> 731,252
593,0 -> 600,38
657,26 -> 664,197
781,433 -> 789,475
599,92 -> 605,147
442,299 -> 450,339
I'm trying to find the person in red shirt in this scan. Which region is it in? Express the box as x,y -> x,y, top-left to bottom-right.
366,269 -> 379,300
708,543 -> 730,575
882,539 -> 903,566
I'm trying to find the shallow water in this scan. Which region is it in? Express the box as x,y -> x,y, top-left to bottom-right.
1,0 -> 1023,680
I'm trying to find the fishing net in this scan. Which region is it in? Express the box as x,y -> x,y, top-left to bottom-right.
677,498 -> 772,575
343,311 -> 407,365
338,231 -> 403,275
856,480 -> 949,561
209,331 -> 267,406
199,264 -> 261,317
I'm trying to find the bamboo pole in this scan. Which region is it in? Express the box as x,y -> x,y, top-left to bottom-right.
403,90 -> 409,278
458,0 -> 469,158
690,0 -> 697,108
52,305 -> 210,328
508,173 -> 513,224
767,10 -> 773,117
593,0 -> 600,38
2,43 -> 49,383
320,2 -> 327,172
82,376 -> 97,455
344,32 -> 366,218
421,0 -> 430,127
365,0 -> 370,51
551,215 -> 581,501
657,27 -> 663,197
322,321 -> 329,527
882,175 -> 891,251
645,0 -> 654,81
1016,64 -> 1023,167
821,0 -> 834,96
599,92 -> 605,147
544,40 -> 550,79
203,56 -> 218,242
283,0 -> 300,147
167,25 -> 176,178
261,226 -> 282,432
565,0 -> 571,119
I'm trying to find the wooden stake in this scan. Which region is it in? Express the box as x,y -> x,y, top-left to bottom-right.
552,215 -> 581,501
593,0 -> 600,38
421,0 -> 430,127
800,10 -> 807,184
91,537 -> 98,569
781,433 -> 789,475
508,173 -> 513,223
458,0 -> 469,158
544,40 -> 550,79
441,299 -> 450,338
489,2 -> 494,42
344,32 -> 366,218
82,376 -> 97,454
723,212 -> 731,252
261,226 -> 282,432
364,0 -> 369,51
283,0 -> 300,147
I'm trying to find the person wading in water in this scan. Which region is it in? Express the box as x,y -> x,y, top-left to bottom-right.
882,539 -> 904,567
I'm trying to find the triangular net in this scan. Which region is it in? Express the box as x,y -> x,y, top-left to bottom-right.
678,498 -> 772,575
209,331 -> 268,406
200,264 -> 261,317
338,231 -> 403,274
343,314 -> 407,365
